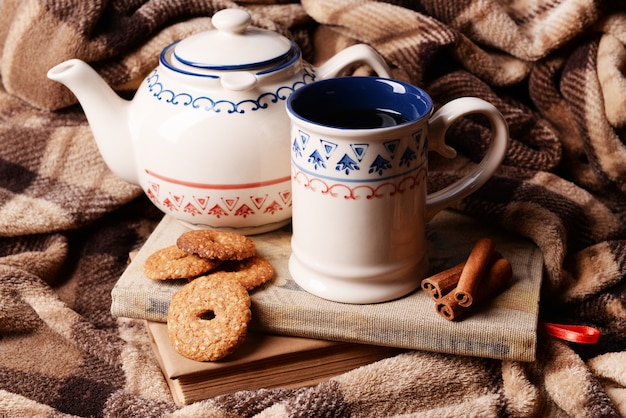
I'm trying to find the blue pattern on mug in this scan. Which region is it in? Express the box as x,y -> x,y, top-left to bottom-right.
292,128 -> 427,183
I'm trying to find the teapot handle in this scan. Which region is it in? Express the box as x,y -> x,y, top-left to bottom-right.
316,44 -> 392,79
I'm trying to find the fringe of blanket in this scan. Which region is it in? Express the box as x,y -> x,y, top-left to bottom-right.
1,0 -> 625,416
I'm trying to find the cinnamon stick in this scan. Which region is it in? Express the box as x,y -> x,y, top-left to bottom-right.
435,292 -> 463,321
436,257 -> 513,321
477,256 -> 513,301
421,262 -> 464,300
453,238 -> 496,307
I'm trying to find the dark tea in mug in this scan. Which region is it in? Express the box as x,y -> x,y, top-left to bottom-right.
316,108 -> 410,129
287,76 -> 432,132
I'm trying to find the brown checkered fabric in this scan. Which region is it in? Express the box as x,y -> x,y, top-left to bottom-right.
1,0 -> 625,416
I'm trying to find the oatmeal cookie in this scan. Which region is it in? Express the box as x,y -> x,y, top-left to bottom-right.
176,230 -> 256,261
143,245 -> 221,280
167,273 -> 251,361
215,255 -> 275,290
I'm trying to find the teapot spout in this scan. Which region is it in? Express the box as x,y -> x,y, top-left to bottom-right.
47,59 -> 137,184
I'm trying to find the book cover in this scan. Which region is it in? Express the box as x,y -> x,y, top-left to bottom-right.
145,321 -> 404,405
113,210 -> 543,362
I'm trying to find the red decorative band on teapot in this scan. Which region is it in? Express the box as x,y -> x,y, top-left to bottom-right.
144,169 -> 290,190
143,169 -> 292,228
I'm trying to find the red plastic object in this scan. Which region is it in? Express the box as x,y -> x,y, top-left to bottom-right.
539,322 -> 600,344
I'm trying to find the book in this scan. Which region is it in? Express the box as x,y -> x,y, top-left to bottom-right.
112,210 -> 544,362
145,320 -> 404,405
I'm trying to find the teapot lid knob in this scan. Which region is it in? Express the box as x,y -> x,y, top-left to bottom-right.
212,9 -> 251,35
166,8 -> 295,72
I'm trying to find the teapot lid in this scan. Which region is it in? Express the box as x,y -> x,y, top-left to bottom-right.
171,8 -> 294,71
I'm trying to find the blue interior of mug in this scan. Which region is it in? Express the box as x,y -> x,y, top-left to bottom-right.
287,76 -> 433,129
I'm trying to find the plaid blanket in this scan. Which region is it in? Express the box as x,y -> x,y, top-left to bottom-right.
1,0 -> 625,416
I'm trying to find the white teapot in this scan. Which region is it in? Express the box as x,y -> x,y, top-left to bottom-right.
47,8 -> 391,234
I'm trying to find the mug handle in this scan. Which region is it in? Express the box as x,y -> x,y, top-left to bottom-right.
425,97 -> 509,221
315,44 -> 393,79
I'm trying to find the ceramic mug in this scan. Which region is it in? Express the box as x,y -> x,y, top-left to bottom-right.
286,77 -> 509,304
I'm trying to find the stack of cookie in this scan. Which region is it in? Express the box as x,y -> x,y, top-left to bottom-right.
142,230 -> 274,361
